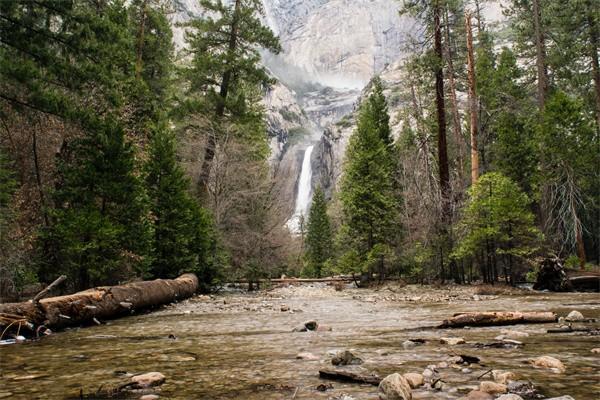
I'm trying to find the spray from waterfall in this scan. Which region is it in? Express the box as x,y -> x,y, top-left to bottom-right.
286,145 -> 314,233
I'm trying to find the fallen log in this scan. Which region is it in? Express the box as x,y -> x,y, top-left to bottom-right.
440,311 -> 557,328
0,274 -> 198,334
318,368 -> 381,385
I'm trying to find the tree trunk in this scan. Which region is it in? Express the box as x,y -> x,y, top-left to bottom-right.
197,0 -> 242,192
433,1 -> 450,205
0,274 -> 198,333
134,0 -> 148,80
440,311 -> 557,328
586,0 -> 600,131
532,0 -> 548,111
443,8 -> 466,184
465,12 -> 479,184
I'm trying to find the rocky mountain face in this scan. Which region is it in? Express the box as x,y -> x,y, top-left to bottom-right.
169,0 -> 505,219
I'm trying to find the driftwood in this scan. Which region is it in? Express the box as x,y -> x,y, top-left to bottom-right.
440,311 -> 557,328
0,274 -> 198,334
318,368 -> 381,385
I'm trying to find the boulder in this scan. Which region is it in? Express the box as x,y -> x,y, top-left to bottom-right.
378,373 -> 412,400
464,390 -> 493,399
507,381 -> 538,397
565,310 -> 584,321
530,356 -> 566,372
479,381 -> 507,394
496,395 -> 524,400
332,350 -> 363,366
130,372 -> 165,389
492,370 -> 516,384
440,337 -> 465,345
402,373 -> 424,388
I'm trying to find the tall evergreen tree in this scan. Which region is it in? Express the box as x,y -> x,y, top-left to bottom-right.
304,187 -> 332,278
145,124 -> 196,278
340,78 -> 398,269
43,121 -> 152,290
181,0 -> 281,192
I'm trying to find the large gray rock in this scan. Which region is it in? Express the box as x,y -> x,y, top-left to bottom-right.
378,373 -> 412,400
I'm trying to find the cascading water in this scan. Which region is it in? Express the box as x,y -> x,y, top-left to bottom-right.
286,145 -> 314,233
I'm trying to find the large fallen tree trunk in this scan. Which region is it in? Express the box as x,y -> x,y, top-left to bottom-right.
0,274 -> 198,335
440,311 -> 557,328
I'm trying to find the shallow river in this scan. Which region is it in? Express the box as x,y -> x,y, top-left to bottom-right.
1,284 -> 599,399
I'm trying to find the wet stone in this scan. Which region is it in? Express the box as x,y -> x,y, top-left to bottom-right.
507,381 -> 537,397
402,373 -> 424,388
565,310 -> 584,321
131,372 -> 166,389
530,356 -> 566,372
378,373 -> 412,400
479,381 -> 507,394
464,390 -> 493,400
331,350 -> 363,366
496,395 -> 523,400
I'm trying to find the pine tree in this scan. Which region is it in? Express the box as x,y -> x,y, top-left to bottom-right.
43,121 -> 153,290
304,187 -> 332,278
181,0 -> 281,191
145,124 -> 197,278
340,78 -> 398,271
453,172 -> 541,284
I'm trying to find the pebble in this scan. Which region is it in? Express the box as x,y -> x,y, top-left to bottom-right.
440,337 -> 465,345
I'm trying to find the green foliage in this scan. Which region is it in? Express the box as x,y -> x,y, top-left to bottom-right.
340,77 -> 399,257
453,172 -> 542,280
42,121 -> 153,290
304,187 -> 333,277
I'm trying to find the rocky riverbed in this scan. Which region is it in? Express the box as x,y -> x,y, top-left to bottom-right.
0,283 -> 598,399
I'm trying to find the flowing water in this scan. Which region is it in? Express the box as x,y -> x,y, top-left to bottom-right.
0,285 -> 599,399
286,145 -> 314,233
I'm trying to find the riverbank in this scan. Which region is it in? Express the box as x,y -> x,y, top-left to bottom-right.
0,283 -> 598,399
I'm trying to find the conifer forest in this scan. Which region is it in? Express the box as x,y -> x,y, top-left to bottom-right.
0,1 -> 598,399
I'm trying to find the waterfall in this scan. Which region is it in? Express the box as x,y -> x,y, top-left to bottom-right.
286,145 -> 314,233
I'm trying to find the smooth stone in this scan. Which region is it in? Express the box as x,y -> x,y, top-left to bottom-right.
531,356 -> 566,372
316,325 -> 332,331
139,396 -> 159,400
402,340 -> 416,349
130,372 -> 165,388
461,368 -> 472,374
280,305 -> 290,312
565,310 -> 584,321
422,369 -> 434,379
591,348 -> 600,354
492,370 -> 516,384
403,373 -> 424,388
440,337 -> 465,345
437,361 -> 449,369
546,397 -> 575,400
496,395 -> 524,400
465,390 -> 493,400
378,373 -> 412,400
479,381 -> 507,394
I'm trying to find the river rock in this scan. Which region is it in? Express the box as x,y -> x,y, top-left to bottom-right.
565,310 -> 584,321
492,370 -> 516,384
402,340 -> 416,349
131,372 -> 165,388
479,381 -> 507,394
591,348 -> 600,353
402,373 -> 424,388
440,337 -> 465,345
422,368 -> 434,379
464,390 -> 493,400
530,356 -> 566,372
378,373 -> 412,400
317,324 -> 332,331
293,320 -> 318,332
507,381 -> 537,397
296,352 -> 319,360
280,305 -> 290,312
546,396 -> 575,400
139,395 -> 160,400
332,350 -> 363,366
496,395 -> 523,400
